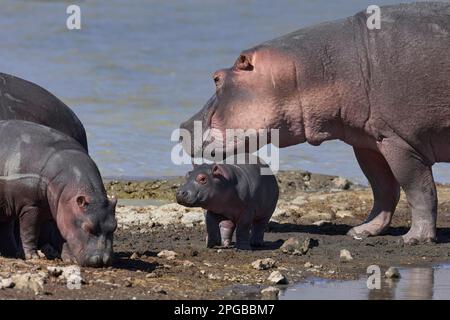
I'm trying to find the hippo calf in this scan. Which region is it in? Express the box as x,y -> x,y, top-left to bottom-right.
180,2 -> 450,244
0,120 -> 117,267
176,163 -> 279,249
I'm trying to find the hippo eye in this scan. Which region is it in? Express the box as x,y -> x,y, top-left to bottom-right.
234,55 -> 254,71
196,174 -> 207,185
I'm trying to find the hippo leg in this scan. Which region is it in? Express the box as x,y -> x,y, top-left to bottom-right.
205,211 -> 223,248
235,212 -> 252,250
19,206 -> 41,259
250,216 -> 270,247
219,220 -> 235,247
0,221 -> 19,257
379,139 -> 437,244
348,148 -> 400,237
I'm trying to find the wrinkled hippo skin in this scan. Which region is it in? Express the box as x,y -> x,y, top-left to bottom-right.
0,120 -> 117,267
0,72 -> 88,151
180,2 -> 450,244
176,162 -> 279,249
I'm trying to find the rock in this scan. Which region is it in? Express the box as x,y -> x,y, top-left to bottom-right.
130,252 -> 140,259
301,211 -> 333,221
0,277 -> 14,290
11,273 -> 46,295
335,210 -> 354,218
267,271 -> 288,285
332,177 -> 352,190
251,258 -> 277,270
280,237 -> 316,255
313,220 -> 331,226
291,195 -> 308,206
304,262 -> 313,268
157,250 -> 177,260
47,265 -> 84,290
385,267 -> 401,279
261,286 -> 280,300
182,260 -> 195,267
340,249 -> 353,262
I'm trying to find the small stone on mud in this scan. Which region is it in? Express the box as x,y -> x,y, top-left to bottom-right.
304,262 -> 313,268
157,250 -> 177,260
261,286 -> 280,300
385,267 -> 401,279
11,273 -> 46,295
335,210 -> 354,218
0,277 -> 14,289
251,258 -> 277,270
313,220 -> 331,226
47,265 -> 84,290
130,252 -> 140,259
280,237 -> 316,255
182,260 -> 195,267
340,249 -> 353,262
332,177 -> 352,190
267,271 -> 288,285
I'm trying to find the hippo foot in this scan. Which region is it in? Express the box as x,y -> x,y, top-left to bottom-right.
401,228 -> 436,245
347,216 -> 391,238
250,241 -> 264,248
61,243 -> 77,263
24,251 -> 40,260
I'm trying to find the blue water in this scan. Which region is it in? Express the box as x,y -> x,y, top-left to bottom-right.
0,0 -> 448,183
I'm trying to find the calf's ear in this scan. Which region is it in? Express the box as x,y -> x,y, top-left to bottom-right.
212,164 -> 230,180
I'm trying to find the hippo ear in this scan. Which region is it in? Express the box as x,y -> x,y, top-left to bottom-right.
76,196 -> 89,209
212,164 -> 230,180
108,195 -> 118,209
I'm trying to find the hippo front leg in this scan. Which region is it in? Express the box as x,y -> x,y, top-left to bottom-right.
205,211 -> 223,248
19,206 -> 41,259
378,138 -> 437,244
348,147 -> 400,237
219,220 -> 235,247
0,221 -> 19,257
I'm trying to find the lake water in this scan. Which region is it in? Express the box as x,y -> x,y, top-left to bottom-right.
0,0 -> 448,183
280,264 -> 450,300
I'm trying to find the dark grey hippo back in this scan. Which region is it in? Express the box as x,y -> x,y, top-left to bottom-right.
0,72 -> 88,152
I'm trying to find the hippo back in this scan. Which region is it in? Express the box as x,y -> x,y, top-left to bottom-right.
0,73 -> 88,152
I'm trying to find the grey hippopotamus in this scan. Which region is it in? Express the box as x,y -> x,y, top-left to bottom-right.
0,120 -> 117,267
180,2 -> 450,244
176,162 -> 279,249
0,72 -> 88,151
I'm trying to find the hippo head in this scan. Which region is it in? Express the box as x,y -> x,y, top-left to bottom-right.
176,164 -> 236,210
56,190 -> 118,267
180,45 -> 306,159
47,151 -> 118,267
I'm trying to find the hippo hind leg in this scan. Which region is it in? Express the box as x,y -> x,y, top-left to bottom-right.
219,220 -> 235,247
348,147 -> 400,237
0,220 -> 19,257
379,138 -> 437,244
19,206 -> 42,259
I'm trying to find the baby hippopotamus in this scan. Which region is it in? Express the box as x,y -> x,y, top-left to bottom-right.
176,162 -> 279,249
0,120 -> 117,267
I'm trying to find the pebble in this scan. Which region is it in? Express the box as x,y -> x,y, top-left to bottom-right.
47,265 -> 84,290
267,271 -> 288,285
251,258 -> 277,270
261,286 -> 280,300
0,277 -> 14,290
304,262 -> 313,268
157,250 -> 177,260
385,267 -> 401,279
340,249 -> 353,262
280,237 -> 315,255
182,260 -> 195,267
11,273 -> 47,295
130,252 -> 140,259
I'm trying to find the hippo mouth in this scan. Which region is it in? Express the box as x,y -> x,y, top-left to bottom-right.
62,241 -> 113,267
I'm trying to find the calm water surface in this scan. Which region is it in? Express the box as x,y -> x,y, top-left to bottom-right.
0,0 -> 447,183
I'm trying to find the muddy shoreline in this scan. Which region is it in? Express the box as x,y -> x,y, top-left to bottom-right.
1,170 -> 450,299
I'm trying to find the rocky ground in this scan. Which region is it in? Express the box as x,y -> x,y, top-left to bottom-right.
1,170 -> 450,300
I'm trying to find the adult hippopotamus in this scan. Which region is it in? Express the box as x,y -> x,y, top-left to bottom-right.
180,2 -> 450,244
0,72 -> 88,151
0,120 -> 116,267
